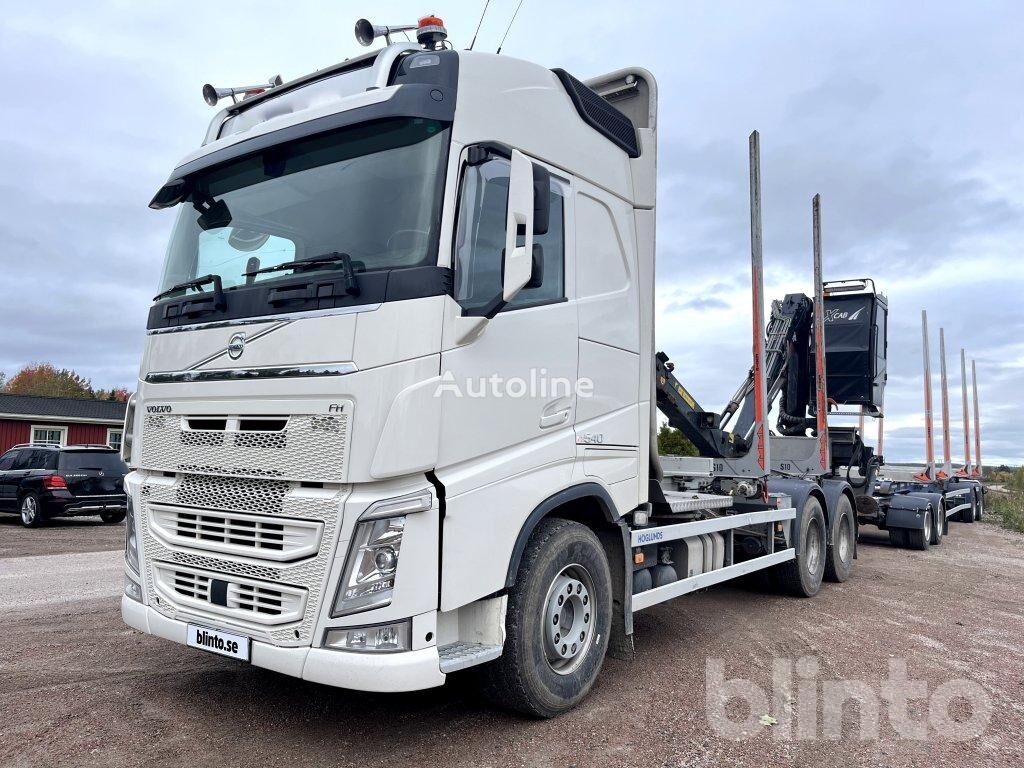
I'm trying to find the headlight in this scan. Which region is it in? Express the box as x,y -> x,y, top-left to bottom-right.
323,620 -> 411,653
331,491 -> 431,617
121,393 -> 136,464
125,495 -> 140,575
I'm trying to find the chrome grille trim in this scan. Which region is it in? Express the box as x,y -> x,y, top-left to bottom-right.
148,503 -> 324,562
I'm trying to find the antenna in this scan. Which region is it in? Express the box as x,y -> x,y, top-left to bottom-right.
496,0 -> 526,54
469,0 -> 491,51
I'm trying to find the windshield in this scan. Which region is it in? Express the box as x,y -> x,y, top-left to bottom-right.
156,117 -> 450,296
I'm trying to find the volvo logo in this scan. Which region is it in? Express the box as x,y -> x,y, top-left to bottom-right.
227,333 -> 246,360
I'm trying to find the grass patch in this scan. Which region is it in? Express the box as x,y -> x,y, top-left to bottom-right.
986,491 -> 1024,534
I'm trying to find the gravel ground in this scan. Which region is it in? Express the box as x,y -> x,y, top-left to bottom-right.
1,521 -> 1022,767
0,514 -> 124,559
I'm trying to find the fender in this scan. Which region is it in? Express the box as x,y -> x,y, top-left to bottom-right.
767,477 -> 825,556
820,478 -> 858,558
504,482 -> 620,589
885,493 -> 931,530
903,490 -> 945,523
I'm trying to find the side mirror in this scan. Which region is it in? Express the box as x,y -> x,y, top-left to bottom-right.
525,244 -> 544,289
532,163 -> 550,236
501,149 -> 535,302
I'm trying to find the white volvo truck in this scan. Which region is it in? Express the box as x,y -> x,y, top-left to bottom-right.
121,16 -> 829,716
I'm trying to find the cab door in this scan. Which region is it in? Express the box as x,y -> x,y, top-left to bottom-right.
435,150 -> 578,610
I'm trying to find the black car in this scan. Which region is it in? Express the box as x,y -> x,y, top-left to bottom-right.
0,444 -> 128,528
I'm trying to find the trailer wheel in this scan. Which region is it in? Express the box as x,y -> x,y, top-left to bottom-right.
888,529 -> 908,548
774,497 -> 826,597
480,518 -> 611,718
824,496 -> 854,583
929,501 -> 944,546
907,509 -> 931,551
961,496 -> 976,524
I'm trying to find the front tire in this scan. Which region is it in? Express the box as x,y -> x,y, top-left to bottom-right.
775,497 -> 826,597
480,518 -> 612,718
824,496 -> 855,583
20,493 -> 44,528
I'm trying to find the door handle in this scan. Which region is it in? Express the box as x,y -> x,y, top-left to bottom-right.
540,407 -> 571,429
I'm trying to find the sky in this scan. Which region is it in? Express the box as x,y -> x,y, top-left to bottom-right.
0,1 -> 1021,464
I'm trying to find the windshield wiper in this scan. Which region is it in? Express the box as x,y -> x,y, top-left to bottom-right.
153,273 -> 226,310
244,252 -> 360,296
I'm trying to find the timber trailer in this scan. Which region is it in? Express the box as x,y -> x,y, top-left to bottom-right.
120,14 -> 924,717
874,313 -> 986,543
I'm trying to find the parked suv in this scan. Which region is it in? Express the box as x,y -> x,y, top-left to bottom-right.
0,444 -> 128,528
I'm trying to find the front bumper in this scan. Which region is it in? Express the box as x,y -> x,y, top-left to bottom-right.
122,595 -> 446,692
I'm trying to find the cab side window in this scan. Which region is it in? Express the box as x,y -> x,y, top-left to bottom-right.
454,155 -> 564,314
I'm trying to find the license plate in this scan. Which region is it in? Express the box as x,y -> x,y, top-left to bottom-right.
186,624 -> 250,662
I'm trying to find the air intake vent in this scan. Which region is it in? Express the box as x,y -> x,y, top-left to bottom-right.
552,68 -> 639,158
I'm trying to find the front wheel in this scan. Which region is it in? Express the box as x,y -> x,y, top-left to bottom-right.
480,518 -> 612,718
20,493 -> 44,528
775,497 -> 826,597
824,496 -> 855,583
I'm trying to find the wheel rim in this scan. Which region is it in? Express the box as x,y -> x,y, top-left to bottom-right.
837,515 -> 852,563
542,564 -> 596,676
924,511 -> 931,539
936,506 -> 943,539
806,519 -> 823,576
21,496 -> 37,525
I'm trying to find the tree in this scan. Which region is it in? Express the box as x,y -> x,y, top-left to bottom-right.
4,363 -> 93,399
658,424 -> 698,457
93,387 -> 132,402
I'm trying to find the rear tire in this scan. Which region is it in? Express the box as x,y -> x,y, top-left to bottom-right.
479,518 -> 612,718
824,496 -> 855,583
889,528 -> 908,548
974,490 -> 983,521
960,496 -> 976,524
929,501 -> 945,546
101,510 -> 126,524
908,509 -> 931,551
774,497 -> 826,597
19,493 -> 44,528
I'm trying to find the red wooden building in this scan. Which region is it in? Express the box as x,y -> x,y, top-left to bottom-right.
0,394 -> 127,455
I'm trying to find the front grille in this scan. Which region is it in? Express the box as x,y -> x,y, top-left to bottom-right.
154,563 -> 307,626
140,410 -> 350,483
140,473 -> 344,645
149,503 -> 323,562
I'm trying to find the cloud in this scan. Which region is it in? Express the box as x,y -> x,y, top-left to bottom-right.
0,0 -> 1021,463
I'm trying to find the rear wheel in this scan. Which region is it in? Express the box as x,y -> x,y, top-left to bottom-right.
19,493 -> 43,528
101,510 -> 126,524
974,489 -> 983,521
824,496 -> 855,583
480,518 -> 612,717
889,528 -> 908,547
775,497 -> 826,597
908,509 -> 931,551
929,502 -> 945,545
960,496 -> 976,524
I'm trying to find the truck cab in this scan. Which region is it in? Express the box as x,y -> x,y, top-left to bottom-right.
123,22 -> 662,715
